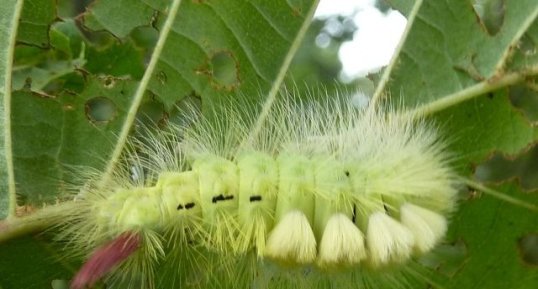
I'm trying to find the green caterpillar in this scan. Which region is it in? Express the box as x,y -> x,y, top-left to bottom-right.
61,98 -> 459,289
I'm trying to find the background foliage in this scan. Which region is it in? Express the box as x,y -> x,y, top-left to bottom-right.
0,0 -> 537,288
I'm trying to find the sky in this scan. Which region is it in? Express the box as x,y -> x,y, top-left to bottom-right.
315,0 -> 407,79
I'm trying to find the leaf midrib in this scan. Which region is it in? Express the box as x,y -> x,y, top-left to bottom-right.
1,0 -> 24,219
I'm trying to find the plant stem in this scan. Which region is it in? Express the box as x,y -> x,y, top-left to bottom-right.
464,179 -> 538,212
370,0 -> 424,107
0,202 -> 76,243
99,0 -> 183,187
247,0 -> 321,145
410,66 -> 538,118
1,0 -> 25,218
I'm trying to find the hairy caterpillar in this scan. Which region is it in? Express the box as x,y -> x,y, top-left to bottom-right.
58,95 -> 459,289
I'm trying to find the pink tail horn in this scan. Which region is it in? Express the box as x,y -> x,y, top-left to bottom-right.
71,231 -> 141,289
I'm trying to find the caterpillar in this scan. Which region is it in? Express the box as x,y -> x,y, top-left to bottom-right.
58,94 -> 459,289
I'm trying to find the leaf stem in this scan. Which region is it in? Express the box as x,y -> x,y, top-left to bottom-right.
410,65 -> 538,118
463,179 -> 538,212
0,202 -> 76,243
493,6 -> 538,72
247,0 -> 320,143
370,0 -> 423,107
2,0 -> 25,218
99,0 -> 183,187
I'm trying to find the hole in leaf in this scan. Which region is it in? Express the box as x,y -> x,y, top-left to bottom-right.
517,33 -> 538,57
518,234 -> 538,266
474,145 -> 538,191
169,93 -> 202,128
85,97 -> 117,124
472,0 -> 505,36
209,51 -> 239,89
136,98 -> 168,128
420,240 -> 468,277
509,84 -> 538,123
103,77 -> 116,88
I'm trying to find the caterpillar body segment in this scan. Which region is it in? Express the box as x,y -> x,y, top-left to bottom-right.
236,152 -> 279,255
64,99 -> 459,289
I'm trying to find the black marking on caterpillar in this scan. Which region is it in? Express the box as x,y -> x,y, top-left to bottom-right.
211,194 -> 235,203
250,195 -> 262,202
177,202 -> 196,210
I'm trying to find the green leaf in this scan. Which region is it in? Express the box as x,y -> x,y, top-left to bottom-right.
16,0 -> 57,48
434,91 -> 536,166
82,0 -> 319,108
380,0 -> 538,106
0,235 -> 73,289
11,76 -> 139,204
83,0 -> 164,38
445,183 -> 538,288
85,40 -> 145,79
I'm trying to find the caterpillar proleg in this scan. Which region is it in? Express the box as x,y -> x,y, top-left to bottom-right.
59,95 -> 459,289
